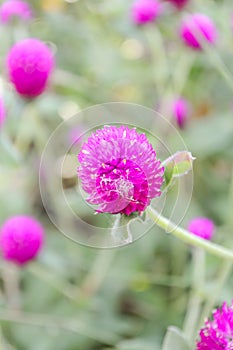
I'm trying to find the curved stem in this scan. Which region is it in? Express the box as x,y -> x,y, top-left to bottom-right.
147,206 -> 233,261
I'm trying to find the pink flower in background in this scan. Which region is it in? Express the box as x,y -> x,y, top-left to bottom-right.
188,217 -> 215,240
180,13 -> 217,50
78,126 -> 164,215
0,98 -> 6,128
0,215 -> 44,265
166,0 -> 189,10
172,97 -> 190,129
196,301 -> 233,350
69,125 -> 85,146
0,0 -> 32,23
131,0 -> 162,25
7,38 -> 55,98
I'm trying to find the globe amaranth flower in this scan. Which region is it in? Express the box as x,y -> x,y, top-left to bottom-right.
131,0 -> 162,25
188,217 -> 215,240
0,0 -> 32,23
165,0 -> 189,10
197,301 -> 233,350
0,97 -> 6,128
0,215 -> 44,265
172,97 -> 190,129
78,126 -> 164,215
7,38 -> 55,98
180,13 -> 217,50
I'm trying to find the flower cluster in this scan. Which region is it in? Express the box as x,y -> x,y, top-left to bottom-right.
78,126 -> 164,215
166,0 -> 189,9
180,13 -> 217,50
131,0 -> 162,25
0,0 -> 32,23
7,38 -> 55,98
172,97 -> 190,129
0,215 -> 44,265
0,98 -> 6,128
188,217 -> 215,240
197,301 -> 233,350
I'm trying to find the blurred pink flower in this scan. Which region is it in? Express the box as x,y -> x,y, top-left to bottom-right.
7,38 -> 55,98
180,13 -> 217,50
188,217 -> 215,240
131,0 -> 162,25
0,0 -> 32,23
78,125 -> 164,215
0,98 -> 6,128
69,125 -> 85,146
172,97 -> 190,129
166,0 -> 189,10
0,215 -> 44,265
197,301 -> 233,350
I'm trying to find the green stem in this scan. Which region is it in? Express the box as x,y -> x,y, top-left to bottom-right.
79,249 -> 116,298
0,133 -> 21,164
0,326 -> 7,350
27,263 -> 80,304
183,248 -> 205,343
198,260 -> 232,332
1,263 -> 21,310
147,206 -> 233,261
0,310 -> 119,345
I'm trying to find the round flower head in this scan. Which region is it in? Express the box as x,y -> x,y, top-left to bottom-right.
188,217 -> 215,240
0,98 -> 6,128
131,0 -> 162,25
78,126 -> 164,215
7,38 -> 55,98
180,13 -> 217,50
197,301 -> 233,350
166,0 -> 189,10
172,97 -> 190,129
0,215 -> 44,265
0,0 -> 32,23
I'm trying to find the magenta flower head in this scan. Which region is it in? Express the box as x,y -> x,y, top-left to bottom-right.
78,125 -> 164,215
0,0 -> 32,23
180,13 -> 217,50
172,97 -> 190,129
197,301 -> 233,350
0,98 -> 6,128
131,0 -> 162,25
188,217 -> 215,240
0,215 -> 44,266
7,38 -> 55,98
166,0 -> 189,10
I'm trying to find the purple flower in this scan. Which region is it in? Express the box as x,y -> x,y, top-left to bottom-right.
188,217 -> 215,240
131,0 -> 162,25
7,38 -> 55,98
166,0 -> 189,10
0,215 -> 44,265
78,126 -> 164,215
0,98 -> 6,128
180,13 -> 217,50
197,301 -> 233,350
172,97 -> 190,129
0,0 -> 32,23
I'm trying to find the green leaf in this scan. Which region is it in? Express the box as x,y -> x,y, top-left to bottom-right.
162,326 -> 190,350
162,151 -> 195,189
